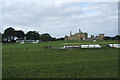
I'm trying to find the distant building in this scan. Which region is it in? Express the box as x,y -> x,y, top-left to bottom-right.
95,34 -> 105,40
65,29 -> 104,41
65,29 -> 88,41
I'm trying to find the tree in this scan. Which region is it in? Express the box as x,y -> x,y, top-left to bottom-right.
2,27 -> 15,42
0,33 -> 2,43
26,31 -> 40,40
56,38 -> 64,41
14,30 -> 25,40
40,33 -> 53,41
52,37 -> 57,41
113,35 -> 120,40
103,36 -> 112,40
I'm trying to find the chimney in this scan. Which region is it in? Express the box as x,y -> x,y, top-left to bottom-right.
70,31 -> 72,36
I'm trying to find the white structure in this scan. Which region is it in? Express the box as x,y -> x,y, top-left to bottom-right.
61,45 -> 80,49
16,40 -> 39,44
65,45 -> 80,48
61,44 -> 101,49
81,44 -> 101,48
109,44 -> 120,48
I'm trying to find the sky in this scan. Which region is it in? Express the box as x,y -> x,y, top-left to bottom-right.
0,1 -> 118,38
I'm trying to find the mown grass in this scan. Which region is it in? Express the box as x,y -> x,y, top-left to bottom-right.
2,40 -> 119,78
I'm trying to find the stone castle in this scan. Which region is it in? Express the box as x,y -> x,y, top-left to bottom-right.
65,29 -> 104,41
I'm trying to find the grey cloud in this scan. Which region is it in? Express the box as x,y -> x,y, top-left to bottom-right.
1,2 -> 118,38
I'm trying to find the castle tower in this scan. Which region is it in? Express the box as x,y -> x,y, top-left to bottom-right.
91,35 -> 94,39
79,29 -> 82,33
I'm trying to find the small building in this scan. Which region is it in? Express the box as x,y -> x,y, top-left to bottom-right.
95,34 -> 104,40
16,40 -> 40,44
90,34 -> 104,40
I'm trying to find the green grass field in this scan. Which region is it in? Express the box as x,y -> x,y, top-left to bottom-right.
2,40 -> 119,78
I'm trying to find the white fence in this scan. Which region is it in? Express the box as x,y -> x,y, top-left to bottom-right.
109,44 -> 120,48
16,40 -> 40,44
61,44 -> 101,49
81,44 -> 101,48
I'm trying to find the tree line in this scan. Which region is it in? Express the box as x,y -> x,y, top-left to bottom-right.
2,27 -> 64,43
103,35 -> 120,40
1,27 -> 120,43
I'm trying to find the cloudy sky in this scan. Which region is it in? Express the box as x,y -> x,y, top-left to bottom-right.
0,1 -> 118,38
